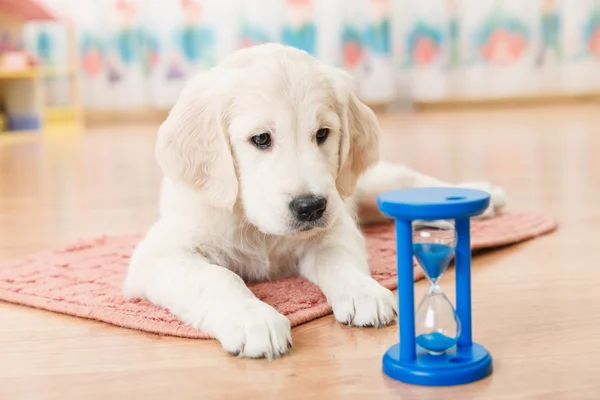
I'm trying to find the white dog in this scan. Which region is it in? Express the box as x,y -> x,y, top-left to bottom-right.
124,44 -> 506,359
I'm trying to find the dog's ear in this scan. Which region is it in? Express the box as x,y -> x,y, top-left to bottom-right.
335,76 -> 380,198
155,72 -> 238,209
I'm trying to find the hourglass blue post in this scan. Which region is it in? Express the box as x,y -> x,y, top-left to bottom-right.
395,220 -> 416,362
455,218 -> 472,348
377,187 -> 494,387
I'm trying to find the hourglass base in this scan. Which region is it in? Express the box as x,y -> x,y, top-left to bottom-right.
382,342 -> 493,386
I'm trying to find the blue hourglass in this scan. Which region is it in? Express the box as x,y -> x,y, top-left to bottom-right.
377,187 -> 493,386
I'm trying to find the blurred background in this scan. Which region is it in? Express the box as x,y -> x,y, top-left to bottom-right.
1,0 -> 600,133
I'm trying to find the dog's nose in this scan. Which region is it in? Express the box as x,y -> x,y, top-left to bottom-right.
289,195 -> 327,222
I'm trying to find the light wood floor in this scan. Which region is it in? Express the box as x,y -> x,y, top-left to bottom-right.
1,104 -> 599,399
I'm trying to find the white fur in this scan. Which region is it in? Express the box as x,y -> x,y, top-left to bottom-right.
124,44 -> 506,359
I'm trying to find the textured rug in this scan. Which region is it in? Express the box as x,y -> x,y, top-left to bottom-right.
0,212 -> 556,339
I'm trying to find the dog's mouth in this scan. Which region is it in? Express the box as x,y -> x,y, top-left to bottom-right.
286,225 -> 327,240
249,219 -> 329,238
291,217 -> 330,235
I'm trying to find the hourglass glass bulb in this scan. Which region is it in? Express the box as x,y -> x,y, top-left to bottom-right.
413,220 -> 460,355
415,285 -> 461,354
412,220 -> 456,283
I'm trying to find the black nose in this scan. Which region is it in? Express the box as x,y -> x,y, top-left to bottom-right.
289,195 -> 327,222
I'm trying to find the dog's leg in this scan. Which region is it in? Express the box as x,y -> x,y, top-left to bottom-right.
124,221 -> 292,359
299,213 -> 397,327
352,161 -> 507,224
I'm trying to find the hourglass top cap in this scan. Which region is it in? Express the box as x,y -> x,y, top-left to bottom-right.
376,187 -> 490,220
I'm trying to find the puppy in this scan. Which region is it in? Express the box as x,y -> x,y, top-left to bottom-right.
124,43 -> 506,358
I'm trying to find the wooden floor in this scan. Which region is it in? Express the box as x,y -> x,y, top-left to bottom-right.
1,104 -> 599,399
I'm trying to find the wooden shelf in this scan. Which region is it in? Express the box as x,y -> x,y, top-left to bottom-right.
45,106 -> 77,119
40,66 -> 76,78
0,66 -> 74,80
0,131 -> 41,146
0,68 -> 40,80
0,130 -> 39,135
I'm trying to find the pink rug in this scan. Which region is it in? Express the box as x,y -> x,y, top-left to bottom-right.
0,212 -> 556,339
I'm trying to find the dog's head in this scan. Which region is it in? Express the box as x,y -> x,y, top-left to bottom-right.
156,44 -> 380,235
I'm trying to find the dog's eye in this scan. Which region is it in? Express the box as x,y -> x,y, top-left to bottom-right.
250,133 -> 272,149
316,128 -> 329,145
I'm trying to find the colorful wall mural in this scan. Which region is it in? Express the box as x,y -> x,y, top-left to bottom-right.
20,0 -> 600,108
584,2 -> 600,57
282,0 -> 316,55
472,8 -> 530,65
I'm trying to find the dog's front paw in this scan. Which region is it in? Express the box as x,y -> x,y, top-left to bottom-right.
213,299 -> 292,359
329,276 -> 397,328
456,181 -> 507,218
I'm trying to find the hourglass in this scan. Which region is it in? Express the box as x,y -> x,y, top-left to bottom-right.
377,187 -> 493,386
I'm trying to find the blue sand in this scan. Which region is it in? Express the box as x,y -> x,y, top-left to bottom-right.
416,332 -> 457,353
413,243 -> 454,279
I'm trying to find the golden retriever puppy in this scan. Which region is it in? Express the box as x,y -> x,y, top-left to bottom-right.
124,43 -> 506,359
